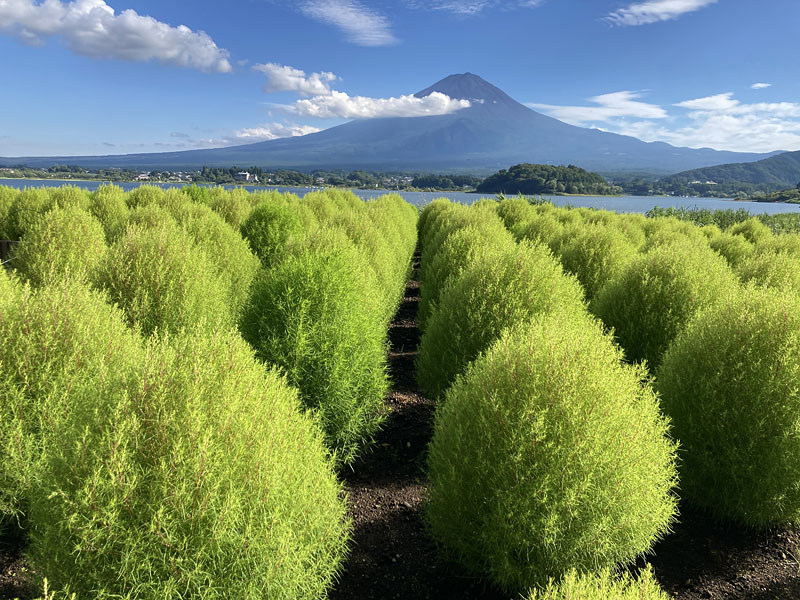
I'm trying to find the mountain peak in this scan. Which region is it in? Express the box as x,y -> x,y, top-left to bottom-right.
414,73 -> 520,107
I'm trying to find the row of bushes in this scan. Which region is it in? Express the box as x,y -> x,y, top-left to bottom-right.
415,199 -> 678,597
0,184 -> 418,597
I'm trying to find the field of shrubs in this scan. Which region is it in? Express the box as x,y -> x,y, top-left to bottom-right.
2,185 -> 800,599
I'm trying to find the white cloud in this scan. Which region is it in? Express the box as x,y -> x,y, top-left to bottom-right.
528,91 -> 668,126
0,0 -> 232,72
675,92 -> 739,111
751,82 -> 772,90
175,122 -> 322,149
675,93 -> 800,118
300,0 -> 397,46
606,0 -> 718,26
253,63 -> 338,96
284,90 -> 471,119
406,0 -> 544,15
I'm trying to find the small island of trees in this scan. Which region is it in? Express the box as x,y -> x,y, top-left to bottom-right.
477,163 -> 622,196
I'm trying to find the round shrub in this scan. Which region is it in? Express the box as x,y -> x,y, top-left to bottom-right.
417,240 -> 586,399
558,223 -> 638,302
526,567 -> 668,600
426,312 -> 678,592
642,217 -> 708,252
241,200 -> 307,266
126,202 -> 178,232
14,205 -> 107,287
0,186 -> 18,239
756,232 -> 800,258
0,280 -> 141,522
418,223 -> 514,327
709,231 -> 755,268
737,251 -> 800,294
592,241 -> 738,369
239,235 -> 387,464
5,187 -> 53,240
88,184 -> 129,242
125,184 -> 165,208
207,187 -> 253,228
27,326 -> 350,599
99,221 -> 231,336
656,285 -> 800,527
728,217 -> 772,244
173,203 -> 260,319
496,196 -> 531,230
513,211 -> 566,249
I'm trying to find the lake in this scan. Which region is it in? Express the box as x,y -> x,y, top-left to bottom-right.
2,178 -> 798,215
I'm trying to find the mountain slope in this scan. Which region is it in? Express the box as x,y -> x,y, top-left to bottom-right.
0,73 -> 781,174
661,150 -> 800,188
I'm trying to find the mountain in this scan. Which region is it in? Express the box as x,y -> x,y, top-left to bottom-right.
661,150 -> 800,189
0,73 -> 782,174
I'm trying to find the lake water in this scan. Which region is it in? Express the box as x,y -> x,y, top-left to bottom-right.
2,178 -> 798,215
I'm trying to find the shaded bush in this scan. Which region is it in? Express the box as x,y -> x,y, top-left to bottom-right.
593,242 -> 738,369
239,232 -> 387,464
99,221 -> 231,336
14,206 -> 107,287
27,326 -> 350,599
0,186 -> 18,239
426,312 -> 678,592
417,241 -> 586,399
0,280 -> 141,523
525,567 -> 668,600
657,285 -> 800,527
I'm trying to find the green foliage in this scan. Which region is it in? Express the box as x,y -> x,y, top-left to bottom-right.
525,567 -> 668,600
417,241 -> 586,399
426,312 -> 678,592
14,206 -> 107,287
593,242 -> 738,369
728,217 -> 773,244
478,163 -> 621,196
28,326 -> 350,599
239,233 -> 388,464
0,186 -> 19,239
709,231 -> 755,268
99,220 -> 231,336
645,206 -> 752,230
5,188 -> 54,240
557,223 -> 638,302
241,200 -> 307,266
88,185 -> 129,241
657,285 -> 800,527
642,217 -> 709,252
736,251 -> 800,294
495,195 -> 532,230
125,184 -> 165,208
207,187 -> 254,228
0,280 -> 141,523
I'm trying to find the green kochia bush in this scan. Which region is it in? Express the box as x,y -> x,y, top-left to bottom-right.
593,241 -> 738,370
0,280 -> 142,522
736,251 -> 800,294
525,567 -> 668,600
28,327 -> 350,599
0,186 -> 18,238
99,221 -> 231,336
88,184 -> 129,241
14,206 -> 107,287
417,241 -> 586,399
426,312 -> 678,592
240,200 -> 307,266
239,233 -> 388,464
657,286 -> 800,527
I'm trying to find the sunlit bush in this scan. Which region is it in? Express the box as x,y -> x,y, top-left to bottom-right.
207,187 -> 253,228
99,221 -> 231,336
0,186 -> 19,239
125,184 -> 165,208
88,185 -> 129,242
728,217 -> 772,244
709,231 -> 755,268
239,231 -> 387,464
525,567 -> 669,600
5,188 -> 54,240
240,200 -> 308,266
27,327 -> 350,599
417,240 -> 586,399
426,312 -> 678,591
14,206 -> 107,287
657,285 -> 800,527
593,241 -> 738,369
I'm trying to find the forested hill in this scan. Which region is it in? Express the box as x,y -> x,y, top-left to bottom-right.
661,150 -> 800,190
476,164 -> 621,195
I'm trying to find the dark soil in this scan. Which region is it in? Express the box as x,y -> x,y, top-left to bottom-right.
330,251 -> 800,600
3,251 -> 800,599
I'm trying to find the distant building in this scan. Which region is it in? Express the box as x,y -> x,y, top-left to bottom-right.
136,173 -> 150,181
235,171 -> 259,182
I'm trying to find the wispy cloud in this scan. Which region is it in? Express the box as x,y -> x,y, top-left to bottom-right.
528,91 -> 668,126
0,0 -> 232,72
283,90 -> 471,119
751,82 -> 772,90
606,0 -> 718,26
253,63 -> 338,96
407,0 -> 544,15
300,0 -> 397,46
168,122 -> 322,149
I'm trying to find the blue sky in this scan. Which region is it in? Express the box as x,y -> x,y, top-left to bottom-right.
1,0 -> 799,158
